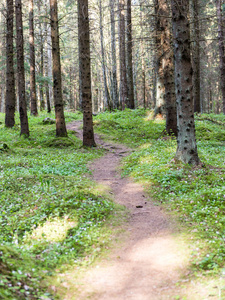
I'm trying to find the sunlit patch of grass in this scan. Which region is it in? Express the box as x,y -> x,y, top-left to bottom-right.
25,216 -> 78,243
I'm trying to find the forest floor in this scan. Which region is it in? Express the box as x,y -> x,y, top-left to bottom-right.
63,121 -> 200,300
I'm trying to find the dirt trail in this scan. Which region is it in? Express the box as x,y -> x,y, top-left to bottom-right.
66,121 -> 189,300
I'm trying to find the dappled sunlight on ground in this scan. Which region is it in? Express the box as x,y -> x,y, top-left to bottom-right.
24,216 -> 77,243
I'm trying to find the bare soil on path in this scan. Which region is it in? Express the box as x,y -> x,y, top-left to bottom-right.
66,121 -> 190,300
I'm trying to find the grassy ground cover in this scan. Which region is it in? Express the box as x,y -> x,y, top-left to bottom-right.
94,109 -> 225,272
0,112 -> 115,300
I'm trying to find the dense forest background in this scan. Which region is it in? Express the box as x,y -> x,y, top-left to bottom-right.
0,0 -> 225,116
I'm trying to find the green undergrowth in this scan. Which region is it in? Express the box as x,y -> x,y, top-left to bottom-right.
95,109 -> 225,273
0,112 -> 115,299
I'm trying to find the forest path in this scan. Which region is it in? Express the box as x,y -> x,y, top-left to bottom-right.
66,121 -> 189,300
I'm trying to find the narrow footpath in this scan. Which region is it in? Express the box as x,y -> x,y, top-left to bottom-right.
66,121 -> 189,300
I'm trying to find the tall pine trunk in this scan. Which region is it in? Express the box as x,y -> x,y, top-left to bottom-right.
216,0 -> 225,114
190,0 -> 201,113
126,0 -> 135,109
171,0 -> 200,165
118,0 -> 128,110
140,2 -> 146,108
78,0 -> 96,147
154,0 -> 165,115
38,1 -> 45,111
29,0 -> 38,116
15,0 -> 29,136
157,0 -> 177,136
5,0 -> 16,127
50,0 -> 67,137
99,0 -> 111,110
110,0 -> 118,109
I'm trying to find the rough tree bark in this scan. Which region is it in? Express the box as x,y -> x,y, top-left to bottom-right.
216,0 -> 225,114
157,0 -> 177,136
99,0 -> 111,110
78,0 -> 96,147
110,0 -> 119,109
171,0 -> 200,165
5,0 -> 16,127
29,0 -> 38,116
127,0 -> 135,109
15,0 -> 29,136
154,0 -> 165,115
140,1 -> 147,108
44,1 -> 51,113
118,0 -> 128,110
190,0 -> 201,113
38,1 -> 45,111
50,0 -> 67,137
46,0 -> 53,112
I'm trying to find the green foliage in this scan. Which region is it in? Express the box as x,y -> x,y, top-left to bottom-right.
94,109 -> 165,147
0,112 -> 114,299
95,110 -> 225,272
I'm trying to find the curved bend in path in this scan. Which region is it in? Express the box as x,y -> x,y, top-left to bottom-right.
66,121 -> 189,300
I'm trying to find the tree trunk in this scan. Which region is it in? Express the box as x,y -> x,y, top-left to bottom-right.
46,0 -> 53,111
190,0 -> 201,113
171,0 -> 200,165
44,2 -> 51,113
29,0 -> 38,116
154,0 -> 165,115
78,0 -> 96,147
15,0 -> 29,136
126,0 -> 135,109
139,2 -> 147,109
118,0 -> 128,110
50,0 -> 67,137
5,0 -> 16,127
99,0 -> 111,110
110,0 -> 119,109
157,0 -> 177,136
216,0 -> 225,114
38,1 -> 45,111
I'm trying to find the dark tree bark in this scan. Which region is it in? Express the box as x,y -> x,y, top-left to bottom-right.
50,0 -> 67,137
29,0 -> 38,116
5,0 -> 16,127
38,1 -> 45,111
15,0 -> 29,136
118,0 -> 128,110
157,0 -> 177,136
216,0 -> 225,114
190,0 -> 201,113
78,0 -> 96,147
126,0 -> 135,109
154,0 -> 165,115
171,0 -> 200,165
44,15 -> 51,113
140,1 -> 147,109
110,0 -> 119,109
99,0 -> 111,110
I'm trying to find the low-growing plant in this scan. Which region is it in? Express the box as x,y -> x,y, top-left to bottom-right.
0,112 -> 115,299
